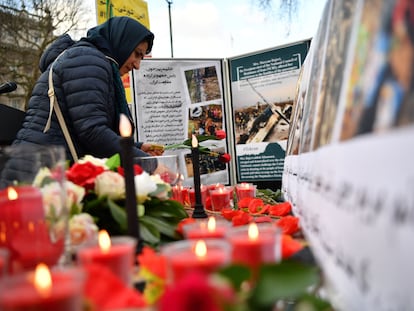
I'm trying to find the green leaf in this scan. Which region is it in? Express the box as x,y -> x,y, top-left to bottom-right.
140,215 -> 179,239
247,261 -> 320,309
218,264 -> 251,290
106,153 -> 121,170
107,198 -> 127,232
293,294 -> 333,311
139,220 -> 161,246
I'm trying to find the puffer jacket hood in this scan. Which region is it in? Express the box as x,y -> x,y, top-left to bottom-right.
39,34 -> 75,73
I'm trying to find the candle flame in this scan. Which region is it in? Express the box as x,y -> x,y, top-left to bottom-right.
119,114 -> 132,137
194,240 -> 207,258
98,230 -> 111,253
191,134 -> 198,148
7,187 -> 18,200
241,183 -> 250,189
34,263 -> 52,297
248,223 -> 259,241
207,217 -> 216,232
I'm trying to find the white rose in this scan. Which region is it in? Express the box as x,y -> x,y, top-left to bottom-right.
135,171 -> 157,203
150,174 -> 171,200
69,213 -> 99,245
65,180 -> 85,211
78,155 -> 108,169
33,167 -> 52,187
94,171 -> 125,200
41,181 -> 65,217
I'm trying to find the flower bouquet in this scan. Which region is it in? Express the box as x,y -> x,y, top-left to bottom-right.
65,154 -> 188,249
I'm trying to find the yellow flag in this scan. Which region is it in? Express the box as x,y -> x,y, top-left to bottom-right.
96,0 -> 150,28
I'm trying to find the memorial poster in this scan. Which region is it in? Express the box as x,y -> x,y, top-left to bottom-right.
132,59 -> 230,186
228,41 -> 310,183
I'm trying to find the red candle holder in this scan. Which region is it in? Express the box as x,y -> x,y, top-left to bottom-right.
226,223 -> 281,280
161,239 -> 230,284
76,233 -> 136,286
0,248 -> 9,278
182,217 -> 231,239
0,265 -> 84,311
235,183 -> 257,201
210,186 -> 233,211
0,145 -> 67,274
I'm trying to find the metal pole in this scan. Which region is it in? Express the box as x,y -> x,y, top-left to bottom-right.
165,0 -> 173,58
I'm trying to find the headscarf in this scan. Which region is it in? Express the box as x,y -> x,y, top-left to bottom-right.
81,16 -> 154,124
85,16 -> 154,67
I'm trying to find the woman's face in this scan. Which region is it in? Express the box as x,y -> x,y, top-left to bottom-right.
119,41 -> 149,76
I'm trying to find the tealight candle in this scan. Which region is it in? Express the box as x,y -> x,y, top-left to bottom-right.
210,187 -> 233,211
0,263 -> 84,311
76,230 -> 136,286
161,239 -> 230,283
235,183 -> 257,201
183,217 -> 231,239
226,223 -> 281,279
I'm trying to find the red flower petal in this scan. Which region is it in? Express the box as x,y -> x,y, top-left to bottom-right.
281,234 -> 304,259
232,211 -> 253,226
248,198 -> 264,213
237,197 -> 255,209
66,162 -> 105,190
137,246 -> 167,279
275,215 -> 300,235
269,201 -> 292,217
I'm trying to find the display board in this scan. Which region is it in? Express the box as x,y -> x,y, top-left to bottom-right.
283,0 -> 414,310
227,41 -> 310,185
132,59 -> 230,186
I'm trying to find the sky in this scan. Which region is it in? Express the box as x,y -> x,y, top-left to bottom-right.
83,0 -> 328,59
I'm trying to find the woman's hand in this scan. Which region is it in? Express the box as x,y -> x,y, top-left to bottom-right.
141,143 -> 165,156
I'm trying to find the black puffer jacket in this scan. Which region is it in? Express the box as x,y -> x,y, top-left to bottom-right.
14,34 -> 148,161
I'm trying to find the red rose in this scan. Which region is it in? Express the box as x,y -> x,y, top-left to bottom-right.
66,162 -> 105,190
269,201 -> 292,217
232,211 -> 252,226
275,215 -> 300,235
218,153 -> 231,163
117,164 -> 143,176
215,130 -> 226,140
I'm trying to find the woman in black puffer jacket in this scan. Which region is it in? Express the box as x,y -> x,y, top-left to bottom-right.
12,16 -> 161,165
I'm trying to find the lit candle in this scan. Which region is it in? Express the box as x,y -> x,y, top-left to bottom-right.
183,217 -> 231,239
191,135 -> 207,218
162,239 -> 229,283
76,230 -> 137,286
235,183 -> 257,201
0,263 -> 84,311
226,223 -> 280,280
210,187 -> 233,211
0,186 -> 64,274
119,114 -> 141,252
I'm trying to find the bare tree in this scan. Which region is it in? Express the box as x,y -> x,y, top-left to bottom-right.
254,0 -> 300,35
0,0 -> 88,110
